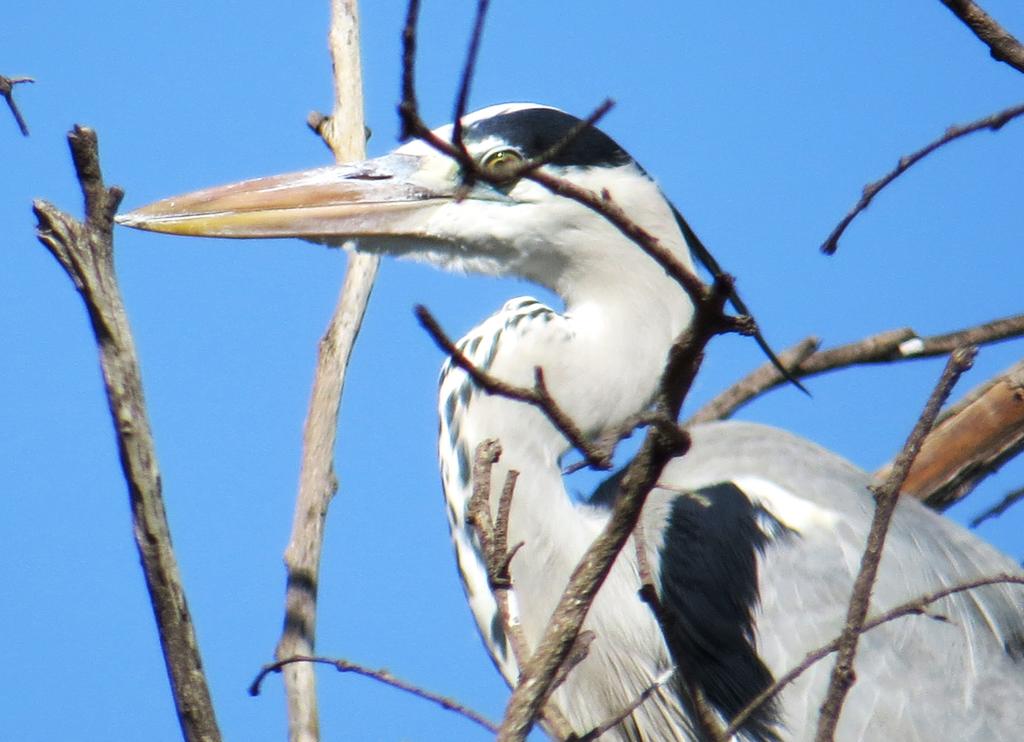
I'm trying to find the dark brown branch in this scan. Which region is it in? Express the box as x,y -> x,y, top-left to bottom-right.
0,74 -> 33,136
467,440 -> 512,587
822,100 -> 1024,254
875,358 -> 1024,510
419,307 -> 694,482
562,410 -> 687,476
416,305 -> 613,469
497,426 -> 686,741
531,172 -> 708,304
249,655 -> 499,735
689,313 -> 1024,424
398,0 -> 424,142
450,0 -> 490,168
467,442 -> 577,740
726,572 -> 1024,739
33,126 -> 221,742
971,485 -> 1024,528
495,469 -> 520,571
814,347 -> 976,741
939,0 -> 1024,74
276,4 -> 375,740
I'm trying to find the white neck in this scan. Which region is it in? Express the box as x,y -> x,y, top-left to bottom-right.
436,221 -> 694,684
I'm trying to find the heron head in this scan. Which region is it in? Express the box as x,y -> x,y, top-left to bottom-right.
117,103 -> 692,295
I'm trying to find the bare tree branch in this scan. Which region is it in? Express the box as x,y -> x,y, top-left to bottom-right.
249,655 -> 499,735
821,100 -> 1024,254
417,305 -> 615,469
33,127 -> 221,742
0,74 -> 33,136
971,485 -> 1024,528
466,441 -> 580,740
726,572 -> 1024,739
939,0 -> 1024,74
274,3 -> 376,741
814,347 -> 976,741
688,313 -> 1024,423
876,359 -> 1024,510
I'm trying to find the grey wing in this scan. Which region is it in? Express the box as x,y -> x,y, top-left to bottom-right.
650,420 -> 1024,742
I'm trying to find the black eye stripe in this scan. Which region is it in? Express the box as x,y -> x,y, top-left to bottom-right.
465,107 -> 632,168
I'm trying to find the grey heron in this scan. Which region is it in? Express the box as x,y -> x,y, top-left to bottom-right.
119,103 -> 1024,740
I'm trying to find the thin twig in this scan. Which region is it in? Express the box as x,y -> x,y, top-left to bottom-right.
725,572 -> 1024,739
573,672 -> 672,742
33,127 -> 221,742
971,486 -> 1024,528
249,656 -> 499,735
822,100 -> 1024,254
939,0 -> 1024,75
450,0 -> 490,169
530,172 -> 708,304
416,305 -> 612,469
814,347 -> 977,741
689,313 -> 1024,424
275,4 -> 375,741
0,74 -> 33,136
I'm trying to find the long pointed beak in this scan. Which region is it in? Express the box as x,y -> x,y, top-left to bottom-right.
115,153 -> 451,242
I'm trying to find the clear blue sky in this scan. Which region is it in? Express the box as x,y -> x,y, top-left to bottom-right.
3,2 -> 1023,740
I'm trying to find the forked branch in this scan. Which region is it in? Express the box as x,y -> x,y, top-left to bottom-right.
417,305 -> 616,470
33,127 -> 220,742
468,441 -> 578,739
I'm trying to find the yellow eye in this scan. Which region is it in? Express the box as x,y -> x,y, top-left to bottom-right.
480,148 -> 525,181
